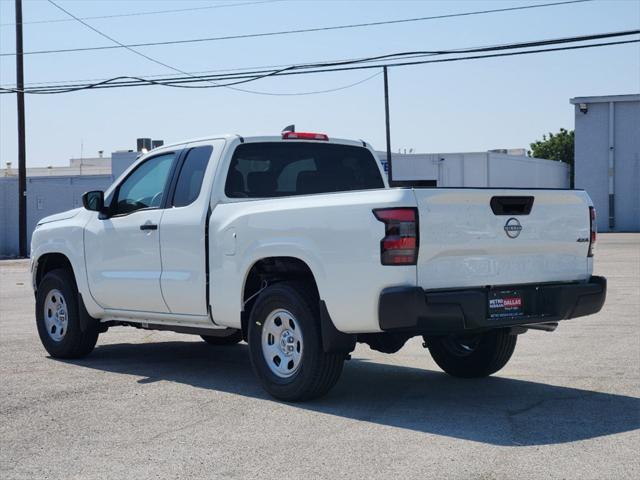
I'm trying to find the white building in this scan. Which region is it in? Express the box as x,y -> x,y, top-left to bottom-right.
2,157 -> 111,178
377,150 -> 569,188
0,150 -> 138,258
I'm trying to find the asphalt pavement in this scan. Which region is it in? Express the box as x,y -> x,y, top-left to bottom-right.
1,233 -> 638,479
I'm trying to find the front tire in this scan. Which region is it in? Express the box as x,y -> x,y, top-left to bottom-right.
36,269 -> 99,359
248,282 -> 344,402
425,329 -> 516,378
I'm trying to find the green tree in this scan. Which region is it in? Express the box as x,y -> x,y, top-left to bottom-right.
529,128 -> 575,187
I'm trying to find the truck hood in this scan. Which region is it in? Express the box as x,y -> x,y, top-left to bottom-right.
37,208 -> 82,226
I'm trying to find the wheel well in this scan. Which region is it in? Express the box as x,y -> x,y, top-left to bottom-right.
35,253 -> 74,291
241,257 -> 319,336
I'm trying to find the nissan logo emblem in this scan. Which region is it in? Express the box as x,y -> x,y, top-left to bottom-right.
504,217 -> 522,239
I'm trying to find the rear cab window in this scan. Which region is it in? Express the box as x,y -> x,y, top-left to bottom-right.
225,142 -> 384,198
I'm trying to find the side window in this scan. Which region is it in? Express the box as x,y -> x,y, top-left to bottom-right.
172,146 -> 213,207
114,153 -> 175,215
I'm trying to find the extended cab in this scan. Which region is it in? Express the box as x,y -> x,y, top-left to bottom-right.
31,131 -> 606,401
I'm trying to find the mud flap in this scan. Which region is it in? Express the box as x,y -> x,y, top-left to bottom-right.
319,300 -> 356,353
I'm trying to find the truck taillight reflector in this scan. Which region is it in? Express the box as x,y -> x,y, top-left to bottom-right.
373,208 -> 419,265
282,131 -> 329,141
588,206 -> 597,257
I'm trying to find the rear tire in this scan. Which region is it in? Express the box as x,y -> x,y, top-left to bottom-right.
425,329 -> 516,378
248,282 -> 344,402
200,331 -> 243,346
36,268 -> 99,359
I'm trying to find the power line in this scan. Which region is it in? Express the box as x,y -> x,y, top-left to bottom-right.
7,51 -> 453,88
0,30 -> 640,89
3,30 -> 640,90
3,53 -> 408,87
44,0 -> 289,95
211,70 -> 384,96
51,0 -> 604,97
1,70 -> 386,96
41,0 -> 395,97
4,59 -> 350,88
5,1 -> 636,98
4,36 -> 638,93
0,0 -> 593,57
0,1 -> 282,27
1,50 -> 471,89
2,37 -> 637,95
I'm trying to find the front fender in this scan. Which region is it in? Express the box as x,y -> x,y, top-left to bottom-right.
30,213 -> 104,318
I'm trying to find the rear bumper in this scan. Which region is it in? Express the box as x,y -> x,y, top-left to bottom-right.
379,276 -> 607,334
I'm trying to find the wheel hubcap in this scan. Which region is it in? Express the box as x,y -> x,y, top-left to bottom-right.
261,309 -> 303,378
44,289 -> 68,342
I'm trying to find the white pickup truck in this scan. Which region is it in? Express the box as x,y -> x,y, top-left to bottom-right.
31,131 -> 606,401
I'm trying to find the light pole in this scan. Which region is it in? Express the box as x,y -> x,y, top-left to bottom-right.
383,66 -> 393,186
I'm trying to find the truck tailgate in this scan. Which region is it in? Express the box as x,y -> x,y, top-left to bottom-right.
413,189 -> 592,289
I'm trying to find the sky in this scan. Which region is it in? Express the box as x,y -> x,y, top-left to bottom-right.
0,0 -> 639,167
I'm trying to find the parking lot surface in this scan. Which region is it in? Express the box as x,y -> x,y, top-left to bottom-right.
1,233 -> 638,479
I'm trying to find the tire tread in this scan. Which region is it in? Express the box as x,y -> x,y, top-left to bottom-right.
248,281 -> 345,401
427,329 -> 516,378
36,268 -> 99,359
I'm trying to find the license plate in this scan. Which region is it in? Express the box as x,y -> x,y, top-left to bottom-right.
488,289 -> 524,319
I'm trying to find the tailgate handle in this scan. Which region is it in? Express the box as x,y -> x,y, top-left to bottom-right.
490,196 -> 534,215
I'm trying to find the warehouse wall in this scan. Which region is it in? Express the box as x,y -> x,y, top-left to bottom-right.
0,179 -> 19,257
378,152 -> 569,188
574,98 -> 640,232
613,101 -> 640,231
0,175 -> 113,258
488,154 -> 569,188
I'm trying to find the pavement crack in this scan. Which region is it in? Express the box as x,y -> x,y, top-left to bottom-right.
506,398 -> 546,416
507,390 -> 599,417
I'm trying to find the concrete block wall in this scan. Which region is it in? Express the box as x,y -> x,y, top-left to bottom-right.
0,175 -> 114,257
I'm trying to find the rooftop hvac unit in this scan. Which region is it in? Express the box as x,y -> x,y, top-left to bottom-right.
136,138 -> 152,152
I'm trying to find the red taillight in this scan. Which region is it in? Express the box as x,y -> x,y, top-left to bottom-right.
282,131 -> 329,141
588,206 -> 597,257
373,208 -> 419,265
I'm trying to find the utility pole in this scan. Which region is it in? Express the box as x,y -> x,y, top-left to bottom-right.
383,66 -> 393,187
15,0 -> 27,257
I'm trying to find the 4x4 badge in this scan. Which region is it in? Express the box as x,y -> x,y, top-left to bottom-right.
504,217 -> 522,239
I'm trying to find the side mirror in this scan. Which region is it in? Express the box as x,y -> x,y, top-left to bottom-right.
82,190 -> 105,213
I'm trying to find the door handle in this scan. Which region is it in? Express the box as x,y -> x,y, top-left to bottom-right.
140,224 -> 158,231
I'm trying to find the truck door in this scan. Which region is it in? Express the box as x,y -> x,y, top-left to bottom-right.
84,152 -> 176,313
159,144 -> 217,317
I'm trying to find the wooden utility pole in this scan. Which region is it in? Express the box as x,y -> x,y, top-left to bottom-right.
15,0 -> 27,257
383,66 -> 393,186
